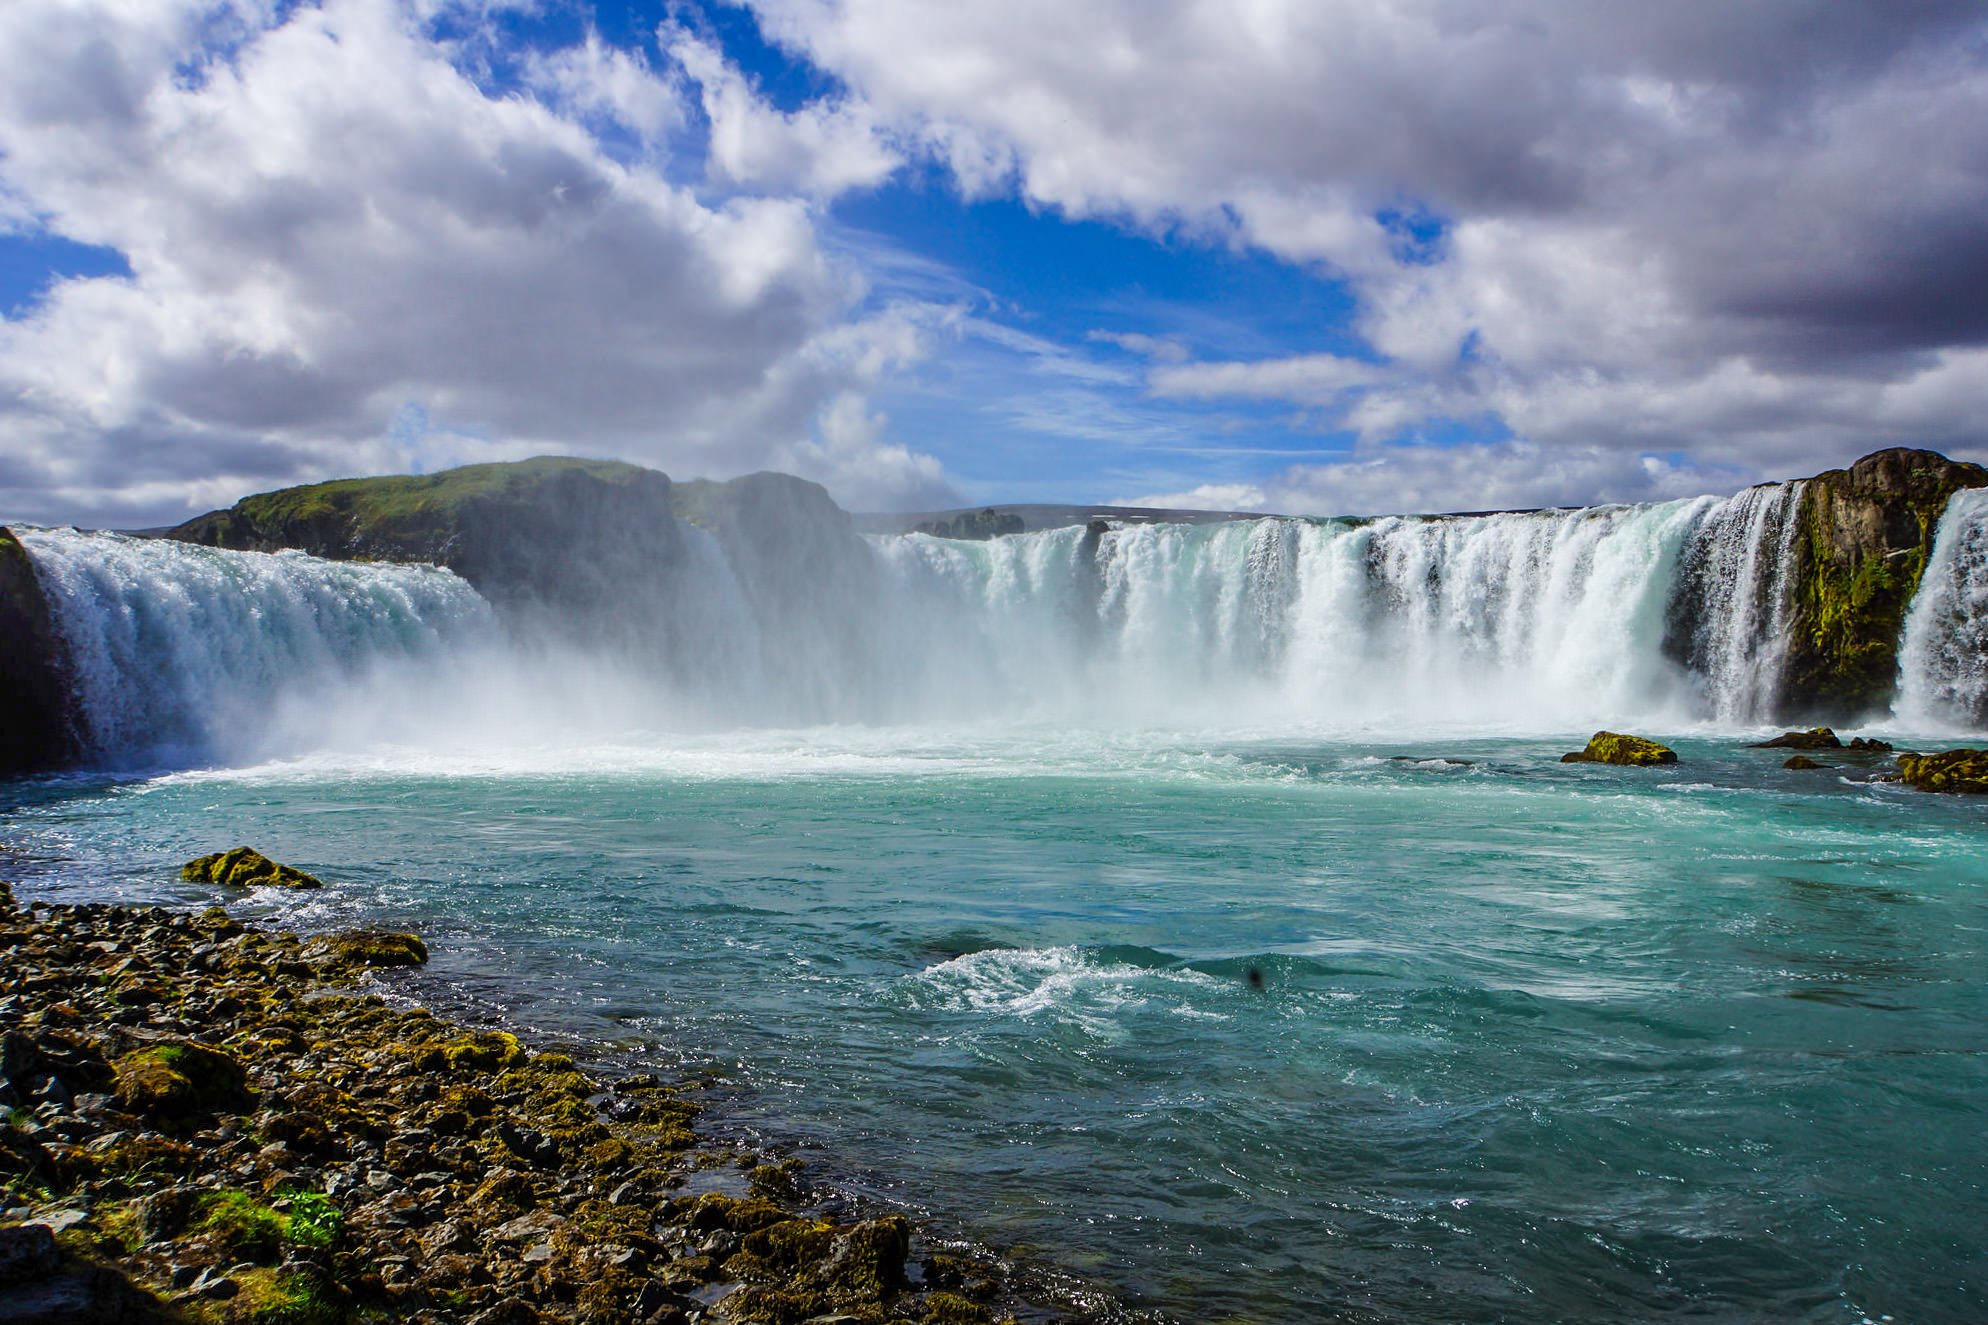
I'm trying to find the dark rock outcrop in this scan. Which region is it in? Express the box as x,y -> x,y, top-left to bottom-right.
1560,732 -> 1679,766
1750,727 -> 1843,750
166,457 -> 684,622
1780,448 -> 1988,721
1895,748 -> 1988,794
0,528 -> 76,778
913,508 -> 1025,540
1782,755 -> 1829,770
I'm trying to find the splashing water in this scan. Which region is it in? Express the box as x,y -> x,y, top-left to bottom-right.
1895,486 -> 1988,727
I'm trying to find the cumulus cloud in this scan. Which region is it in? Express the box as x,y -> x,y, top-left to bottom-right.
665,24 -> 900,198
0,0 -> 943,526
1113,482 -> 1269,513
742,0 -> 1988,483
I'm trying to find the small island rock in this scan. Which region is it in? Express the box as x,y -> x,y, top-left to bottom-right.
1751,727 -> 1843,750
180,847 -> 324,890
1895,748 -> 1988,794
1561,732 -> 1679,766
1782,755 -> 1829,770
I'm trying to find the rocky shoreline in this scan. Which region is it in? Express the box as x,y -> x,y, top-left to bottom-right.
0,882 -> 1034,1325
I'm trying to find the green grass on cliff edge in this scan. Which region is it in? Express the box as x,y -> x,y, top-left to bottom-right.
225,456 -> 653,537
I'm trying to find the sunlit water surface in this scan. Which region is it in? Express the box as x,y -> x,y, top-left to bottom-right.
5,727 -> 1985,1324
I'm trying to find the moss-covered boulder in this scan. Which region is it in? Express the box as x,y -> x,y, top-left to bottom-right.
1751,727 -> 1842,750
303,930 -> 429,972
0,526 -> 77,777
1895,748 -> 1988,794
1561,732 -> 1678,766
181,847 -> 323,890
113,1040 -> 253,1120
1780,448 -> 1988,721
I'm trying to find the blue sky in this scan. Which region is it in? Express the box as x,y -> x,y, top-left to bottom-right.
1,1 -> 1983,525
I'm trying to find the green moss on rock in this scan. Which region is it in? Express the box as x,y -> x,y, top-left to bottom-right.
113,1040 -> 253,1121
181,847 -> 324,890
1895,748 -> 1988,794
302,929 -> 428,972
1561,732 -> 1678,766
1779,449 -> 1988,720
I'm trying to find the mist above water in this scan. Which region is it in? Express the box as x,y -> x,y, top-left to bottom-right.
18,478 -> 1988,770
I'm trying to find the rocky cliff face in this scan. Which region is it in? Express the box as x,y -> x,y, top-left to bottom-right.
167,457 -> 684,623
1779,448 -> 1988,720
0,526 -> 76,776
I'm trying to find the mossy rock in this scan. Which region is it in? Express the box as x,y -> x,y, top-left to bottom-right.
1782,755 -> 1830,770
1896,748 -> 1988,794
1560,732 -> 1678,766
413,1030 -> 526,1074
181,847 -> 324,891
303,929 -> 428,972
113,1040 -> 252,1120
924,1291 -> 995,1324
1779,449 -> 1988,720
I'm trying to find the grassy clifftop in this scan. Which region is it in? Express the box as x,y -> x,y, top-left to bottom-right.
170,457 -> 660,563
167,457 -> 682,614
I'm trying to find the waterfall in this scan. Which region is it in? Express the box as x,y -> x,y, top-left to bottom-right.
19,528 -> 497,766
13,479 -> 1882,767
1661,481 -> 1806,723
1895,487 -> 1988,729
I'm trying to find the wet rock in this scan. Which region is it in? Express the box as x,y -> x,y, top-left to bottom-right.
179,847 -> 324,890
1782,755 -> 1830,770
304,930 -> 430,972
1847,736 -> 1894,752
1751,727 -> 1843,749
1895,748 -> 1988,793
1559,732 -> 1679,766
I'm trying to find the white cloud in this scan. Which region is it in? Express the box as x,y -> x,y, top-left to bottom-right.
665,23 -> 899,198
1260,440 -> 1750,519
0,0 -> 947,526
742,0 -> 1988,478
1113,481 -> 1269,512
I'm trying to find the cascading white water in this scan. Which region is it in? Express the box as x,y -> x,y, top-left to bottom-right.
1662,481 -> 1807,723
14,478 -> 1887,768
882,500 -> 1719,729
19,528 -> 498,766
1894,487 -> 1988,729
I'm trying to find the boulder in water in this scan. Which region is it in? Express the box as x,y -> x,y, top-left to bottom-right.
1847,736 -> 1894,752
303,930 -> 429,972
1782,755 -> 1829,770
1894,748 -> 1988,794
1751,727 -> 1843,749
1560,732 -> 1679,766
180,847 -> 323,890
